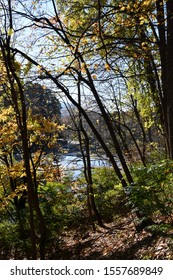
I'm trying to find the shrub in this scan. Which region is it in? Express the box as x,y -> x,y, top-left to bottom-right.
129,160 -> 173,218
38,176 -> 86,233
76,167 -> 127,221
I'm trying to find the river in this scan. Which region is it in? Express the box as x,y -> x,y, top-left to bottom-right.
59,154 -> 112,178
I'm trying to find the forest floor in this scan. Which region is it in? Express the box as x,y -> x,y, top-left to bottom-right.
50,214 -> 173,260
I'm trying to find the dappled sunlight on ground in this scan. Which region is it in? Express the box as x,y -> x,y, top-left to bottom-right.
49,215 -> 173,260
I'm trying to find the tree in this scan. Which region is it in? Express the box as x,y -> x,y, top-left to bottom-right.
54,0 -> 172,157
10,0 -> 133,185
0,1 -> 64,258
0,50 -> 64,258
2,0 -> 173,230
157,0 -> 173,159
24,83 -> 61,121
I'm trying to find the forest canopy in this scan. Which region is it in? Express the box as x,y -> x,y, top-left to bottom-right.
0,0 -> 173,260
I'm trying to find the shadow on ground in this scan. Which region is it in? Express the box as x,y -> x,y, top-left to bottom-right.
49,220 -> 173,260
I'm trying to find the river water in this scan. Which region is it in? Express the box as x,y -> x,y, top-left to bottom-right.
59,154 -> 112,177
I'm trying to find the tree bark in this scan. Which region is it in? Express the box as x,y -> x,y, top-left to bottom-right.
166,0 -> 173,159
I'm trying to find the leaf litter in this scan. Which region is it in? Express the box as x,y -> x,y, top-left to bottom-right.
50,214 -> 173,259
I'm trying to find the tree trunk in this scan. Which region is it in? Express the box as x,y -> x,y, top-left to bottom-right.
166,0 -> 173,159
77,79 -> 104,228
1,39 -> 47,259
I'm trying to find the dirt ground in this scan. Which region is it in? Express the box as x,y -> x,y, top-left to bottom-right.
49,215 -> 173,260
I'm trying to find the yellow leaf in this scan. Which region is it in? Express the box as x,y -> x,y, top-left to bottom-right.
120,6 -> 126,11
7,28 -> 14,36
92,74 -> 97,79
105,63 -> 110,71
